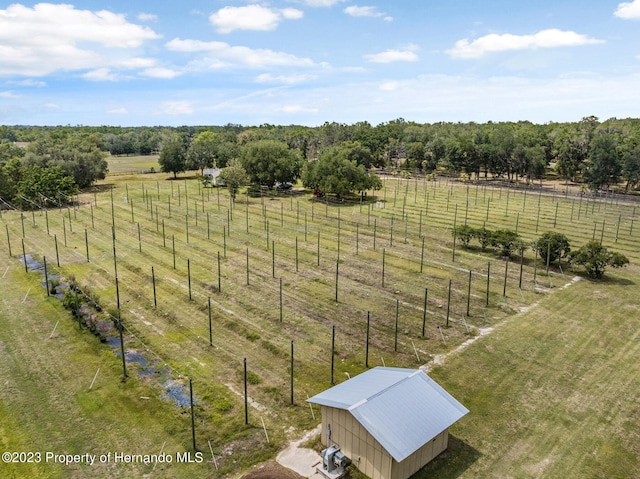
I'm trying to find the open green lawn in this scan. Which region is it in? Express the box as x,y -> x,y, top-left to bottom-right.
1,172 -> 639,477
107,155 -> 160,174
423,268 -> 640,478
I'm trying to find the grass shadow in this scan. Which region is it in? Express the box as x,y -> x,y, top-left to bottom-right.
411,435 -> 482,479
580,274 -> 636,286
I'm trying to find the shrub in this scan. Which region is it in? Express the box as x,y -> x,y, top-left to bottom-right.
453,224 -> 475,247
569,241 -> 629,279
490,229 -> 520,258
476,226 -> 492,251
62,282 -> 82,316
533,232 -> 571,265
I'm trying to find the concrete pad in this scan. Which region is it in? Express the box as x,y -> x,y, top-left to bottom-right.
276,446 -> 321,478
276,425 -> 323,479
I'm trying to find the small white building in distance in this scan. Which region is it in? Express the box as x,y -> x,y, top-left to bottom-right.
308,367 -> 469,479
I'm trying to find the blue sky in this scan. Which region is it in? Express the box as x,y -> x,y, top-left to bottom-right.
1,0 -> 639,126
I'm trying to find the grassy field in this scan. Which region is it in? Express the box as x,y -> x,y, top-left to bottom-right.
423,268 -> 640,478
0,256 -> 216,478
1,171 -> 639,477
107,155 -> 160,175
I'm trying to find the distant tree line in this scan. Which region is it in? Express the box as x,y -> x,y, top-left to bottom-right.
2,115 -> 640,206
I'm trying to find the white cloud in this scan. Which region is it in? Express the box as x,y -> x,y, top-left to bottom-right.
365,45 -> 419,63
344,5 -> 392,20
137,13 -> 158,22
614,0 -> 640,18
378,81 -> 401,91
159,101 -> 194,116
282,8 -> 304,20
167,38 -> 316,69
0,3 -> 161,77
447,29 -> 604,59
209,5 -> 303,34
140,67 -> 181,79
7,79 -> 46,87
107,107 -> 129,114
117,58 -> 158,69
256,73 -> 316,84
0,90 -> 20,98
82,68 -> 126,82
298,0 -> 347,6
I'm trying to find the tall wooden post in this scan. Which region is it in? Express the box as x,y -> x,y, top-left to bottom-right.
446,279 -> 452,327
244,358 -> 249,425
190,378 -> 196,451
467,270 -> 472,316
422,288 -> 428,337
217,251 -> 221,293
208,297 -> 212,346
330,325 -> 335,385
503,258 -> 509,297
486,262 -> 490,306
394,300 -> 399,352
365,312 -> 370,368
335,260 -> 339,303
5,225 -> 11,257
21,239 -> 27,273
85,229 -> 90,262
290,341 -> 294,405
44,256 -> 50,297
152,266 -> 157,307
54,234 -> 59,266
187,259 -> 192,301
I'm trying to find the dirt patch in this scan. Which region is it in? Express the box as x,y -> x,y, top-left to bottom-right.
242,460 -> 305,479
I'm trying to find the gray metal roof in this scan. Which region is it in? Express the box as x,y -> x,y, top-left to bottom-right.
308,367 -> 469,462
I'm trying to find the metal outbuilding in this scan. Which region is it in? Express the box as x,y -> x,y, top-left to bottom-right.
308,367 -> 468,479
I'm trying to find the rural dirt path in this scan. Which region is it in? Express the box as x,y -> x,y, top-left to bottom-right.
422,275 -> 582,372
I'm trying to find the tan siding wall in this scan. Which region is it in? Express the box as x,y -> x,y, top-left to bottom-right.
390,429 -> 449,479
320,407 -> 450,479
320,406 -> 392,479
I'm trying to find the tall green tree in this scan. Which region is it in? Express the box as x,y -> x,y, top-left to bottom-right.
302,147 -> 382,198
0,142 -> 25,166
187,131 -> 220,173
24,135 -> 108,188
620,130 -> 640,191
159,138 -> 187,179
585,133 -> 621,191
15,165 -> 77,208
240,140 -> 302,188
219,158 -> 249,200
0,157 -> 23,200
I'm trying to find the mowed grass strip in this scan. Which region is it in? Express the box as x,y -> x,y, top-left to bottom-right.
107,155 -> 160,173
0,258 -> 214,478
422,267 -> 640,478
